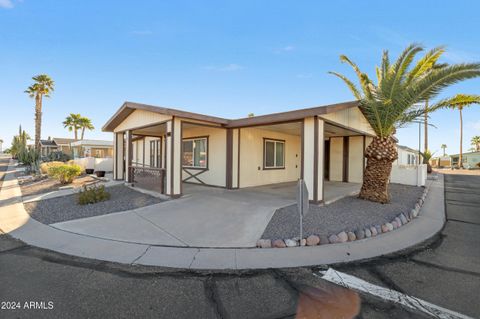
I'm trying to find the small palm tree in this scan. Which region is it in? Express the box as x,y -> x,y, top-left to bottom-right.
25,75 -> 55,150
330,44 -> 480,203
63,113 -> 82,140
440,144 -> 447,156
79,117 -> 95,140
435,94 -> 480,168
471,136 -> 480,152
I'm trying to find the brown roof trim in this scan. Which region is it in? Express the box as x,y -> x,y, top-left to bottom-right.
102,102 -> 230,132
226,101 -> 359,128
102,100 -> 360,132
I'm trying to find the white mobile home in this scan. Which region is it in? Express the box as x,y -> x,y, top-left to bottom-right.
102,101 -> 376,203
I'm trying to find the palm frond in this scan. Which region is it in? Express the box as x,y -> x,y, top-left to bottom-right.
406,46 -> 446,84
328,71 -> 362,100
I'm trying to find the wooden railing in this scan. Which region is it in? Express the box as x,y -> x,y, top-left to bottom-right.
129,166 -> 166,194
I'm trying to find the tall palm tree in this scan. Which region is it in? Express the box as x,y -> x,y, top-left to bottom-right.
471,136 -> 480,152
25,75 -> 55,150
79,116 -> 95,140
63,113 -> 82,140
330,44 -> 480,203
423,60 -> 448,152
441,144 -> 447,156
435,95 -> 480,167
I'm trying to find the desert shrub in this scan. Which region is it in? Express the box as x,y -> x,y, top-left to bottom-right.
40,161 -> 64,175
476,162 -> 480,168
17,148 -> 41,173
43,151 -> 71,162
48,164 -> 82,184
78,185 -> 110,205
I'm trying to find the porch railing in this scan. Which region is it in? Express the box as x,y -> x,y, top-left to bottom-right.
129,166 -> 166,194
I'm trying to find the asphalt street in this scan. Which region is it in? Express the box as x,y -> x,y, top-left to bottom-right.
1,156 -> 478,318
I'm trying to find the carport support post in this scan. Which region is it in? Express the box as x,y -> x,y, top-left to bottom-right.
125,130 -> 133,183
114,132 -> 124,180
303,116 -> 324,203
165,118 -> 182,197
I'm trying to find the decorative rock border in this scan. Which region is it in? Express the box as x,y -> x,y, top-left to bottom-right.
257,186 -> 430,249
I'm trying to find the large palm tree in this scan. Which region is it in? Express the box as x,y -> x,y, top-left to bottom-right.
63,113 -> 82,140
79,116 -> 95,140
330,44 -> 480,203
25,75 -> 55,150
423,59 -> 448,152
434,94 -> 480,168
471,136 -> 480,152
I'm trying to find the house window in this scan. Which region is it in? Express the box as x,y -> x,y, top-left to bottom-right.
264,139 -> 285,169
182,137 -> 207,169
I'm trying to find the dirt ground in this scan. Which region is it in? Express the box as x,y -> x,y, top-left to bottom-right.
18,174 -> 98,197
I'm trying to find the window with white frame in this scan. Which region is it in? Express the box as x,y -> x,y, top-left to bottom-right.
182,137 -> 208,168
264,139 -> 285,169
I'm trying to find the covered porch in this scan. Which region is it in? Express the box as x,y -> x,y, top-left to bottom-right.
106,102 -> 375,204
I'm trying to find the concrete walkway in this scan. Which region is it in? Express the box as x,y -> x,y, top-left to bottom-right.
51,183 -> 296,248
0,159 -> 445,269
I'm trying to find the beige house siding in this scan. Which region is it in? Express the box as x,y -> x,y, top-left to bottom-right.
182,125 -> 227,187
114,109 -> 172,132
320,107 -> 375,136
329,137 -> 344,182
348,136 -> 364,183
239,127 -> 301,188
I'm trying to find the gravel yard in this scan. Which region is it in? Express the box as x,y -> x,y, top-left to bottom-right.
262,183 -> 424,239
19,174 -> 97,198
24,185 -> 163,224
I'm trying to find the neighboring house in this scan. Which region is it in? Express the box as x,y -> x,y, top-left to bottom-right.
431,156 -> 452,168
103,100 -> 376,203
38,138 -> 59,157
450,151 -> 480,168
394,145 -> 420,166
52,137 -> 77,155
70,139 -> 113,158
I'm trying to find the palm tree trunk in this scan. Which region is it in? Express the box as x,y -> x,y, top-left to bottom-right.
74,128 -> 78,140
359,136 -> 398,203
424,99 -> 428,153
34,94 -> 42,150
81,128 -> 85,140
459,108 -> 463,168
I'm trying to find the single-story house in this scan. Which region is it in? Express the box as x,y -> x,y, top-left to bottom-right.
450,151 -> 480,168
102,100 -> 376,203
70,139 -> 114,158
394,145 -> 420,166
38,137 -> 77,157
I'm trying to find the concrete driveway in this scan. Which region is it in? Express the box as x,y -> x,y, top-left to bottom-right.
52,183 -> 296,248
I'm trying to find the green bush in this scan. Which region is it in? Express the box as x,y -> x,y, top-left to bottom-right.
44,151 -> 71,162
40,161 -> 64,175
18,148 -> 41,173
78,185 -> 110,205
48,164 -> 82,184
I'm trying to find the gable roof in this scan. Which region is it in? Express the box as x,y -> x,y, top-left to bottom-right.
39,139 -> 57,147
102,100 -> 360,132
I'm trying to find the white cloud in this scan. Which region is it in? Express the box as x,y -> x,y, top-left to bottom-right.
468,120 -> 480,131
443,50 -> 480,63
202,64 -> 244,72
0,0 -> 14,9
274,45 -> 295,53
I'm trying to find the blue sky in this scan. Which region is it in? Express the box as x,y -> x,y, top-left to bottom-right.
1,0 -> 479,155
